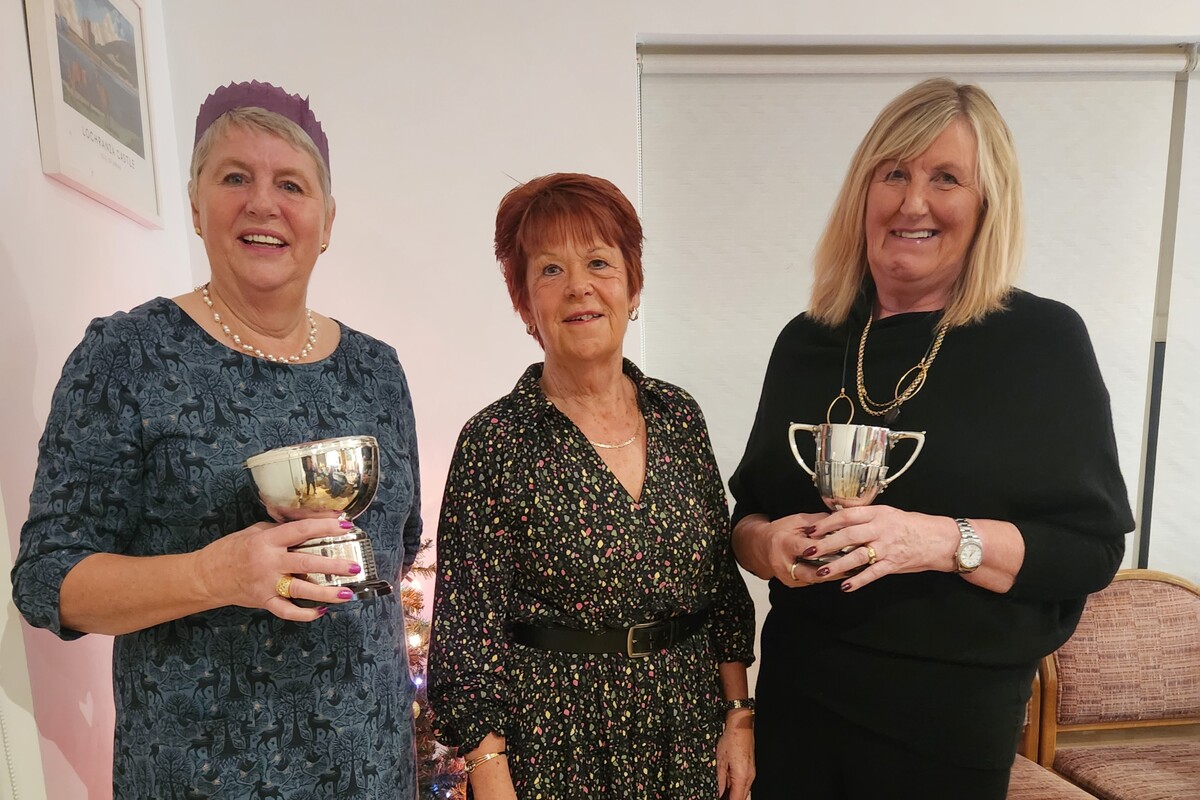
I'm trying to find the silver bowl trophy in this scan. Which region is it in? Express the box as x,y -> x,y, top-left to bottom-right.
787,422 -> 925,566
245,435 -> 392,603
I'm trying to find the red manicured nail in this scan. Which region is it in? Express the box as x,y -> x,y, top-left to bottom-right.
816,566 -> 831,578
802,526 -> 817,535
316,606 -> 329,616
802,546 -> 818,558
840,582 -> 852,592
339,520 -> 354,529
348,563 -> 362,575
337,589 -> 353,600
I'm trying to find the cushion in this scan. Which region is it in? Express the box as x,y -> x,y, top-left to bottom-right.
1054,742 -> 1200,800
1007,755 -> 1097,799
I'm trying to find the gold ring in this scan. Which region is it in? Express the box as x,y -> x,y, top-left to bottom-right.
863,544 -> 877,566
275,575 -> 294,599
789,561 -> 800,581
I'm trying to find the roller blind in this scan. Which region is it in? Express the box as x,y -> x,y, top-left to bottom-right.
637,48 -> 1198,603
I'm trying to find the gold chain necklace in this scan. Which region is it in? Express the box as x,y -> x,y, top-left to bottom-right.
854,314 -> 949,419
588,416 -> 642,449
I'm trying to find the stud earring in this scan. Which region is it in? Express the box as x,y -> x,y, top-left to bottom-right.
320,243 -> 328,253
628,308 -> 640,321
525,323 -> 536,336
194,226 -> 201,235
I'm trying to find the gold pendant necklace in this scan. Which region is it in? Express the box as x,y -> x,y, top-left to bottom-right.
856,314 -> 948,419
826,314 -> 949,425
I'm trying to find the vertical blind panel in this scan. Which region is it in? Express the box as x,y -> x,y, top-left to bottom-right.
640,69 -> 1175,585
1153,77 -> 1200,586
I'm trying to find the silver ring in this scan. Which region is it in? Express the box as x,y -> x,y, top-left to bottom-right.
863,544 -> 877,567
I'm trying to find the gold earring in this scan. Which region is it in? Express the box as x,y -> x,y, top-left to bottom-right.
194,226 -> 201,235
320,243 -> 328,253
629,308 -> 640,321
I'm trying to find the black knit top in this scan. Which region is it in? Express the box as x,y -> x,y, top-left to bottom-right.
729,289 -> 1134,768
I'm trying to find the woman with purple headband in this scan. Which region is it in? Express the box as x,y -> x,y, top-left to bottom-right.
12,81 -> 420,798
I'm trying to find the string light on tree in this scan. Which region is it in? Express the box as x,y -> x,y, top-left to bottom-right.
403,540 -> 466,798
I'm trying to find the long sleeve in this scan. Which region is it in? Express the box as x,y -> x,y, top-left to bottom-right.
428,412 -> 517,751
691,402 -> 756,665
992,300 -> 1131,600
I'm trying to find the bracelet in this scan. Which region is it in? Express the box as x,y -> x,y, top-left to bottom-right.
721,697 -> 755,713
464,750 -> 507,774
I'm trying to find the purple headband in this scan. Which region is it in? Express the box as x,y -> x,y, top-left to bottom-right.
194,80 -> 331,181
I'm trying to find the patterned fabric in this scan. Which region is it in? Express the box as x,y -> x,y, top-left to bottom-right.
1054,742 -> 1200,800
428,360 -> 755,798
1006,755 -> 1098,800
12,297 -> 421,799
1054,578 -> 1200,725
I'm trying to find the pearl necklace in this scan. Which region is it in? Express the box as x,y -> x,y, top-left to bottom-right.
198,283 -> 317,363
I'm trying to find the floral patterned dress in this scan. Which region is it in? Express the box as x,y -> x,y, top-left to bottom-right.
429,360 -> 755,798
12,298 -> 421,799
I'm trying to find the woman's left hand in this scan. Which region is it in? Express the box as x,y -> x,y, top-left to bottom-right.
802,505 -> 958,590
716,709 -> 754,800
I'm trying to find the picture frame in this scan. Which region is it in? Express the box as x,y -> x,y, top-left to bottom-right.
25,0 -> 161,228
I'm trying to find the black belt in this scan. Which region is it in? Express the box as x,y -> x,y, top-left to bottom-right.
508,610 -> 708,659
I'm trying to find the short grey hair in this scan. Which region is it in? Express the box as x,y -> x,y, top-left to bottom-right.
188,106 -> 332,211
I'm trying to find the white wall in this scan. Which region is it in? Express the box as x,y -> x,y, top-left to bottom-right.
5,1 -> 1199,796
1,1 -> 188,797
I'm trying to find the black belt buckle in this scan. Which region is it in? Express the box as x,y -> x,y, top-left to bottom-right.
626,621 -> 659,658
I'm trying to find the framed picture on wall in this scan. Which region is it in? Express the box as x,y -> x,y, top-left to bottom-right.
25,0 -> 161,228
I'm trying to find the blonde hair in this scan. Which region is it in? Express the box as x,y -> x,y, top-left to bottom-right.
188,107 -> 332,211
810,78 -> 1023,328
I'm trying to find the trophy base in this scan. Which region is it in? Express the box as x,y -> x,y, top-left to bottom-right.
799,549 -> 867,577
799,552 -> 846,566
292,579 -> 394,608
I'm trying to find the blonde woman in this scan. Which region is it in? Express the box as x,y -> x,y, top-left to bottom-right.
730,78 -> 1133,799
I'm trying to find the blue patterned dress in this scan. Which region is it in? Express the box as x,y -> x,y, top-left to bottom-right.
12,297 -> 421,799
428,361 -> 755,798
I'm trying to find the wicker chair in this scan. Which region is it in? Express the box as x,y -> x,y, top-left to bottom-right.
1007,674 -> 1098,799
1038,569 -> 1200,800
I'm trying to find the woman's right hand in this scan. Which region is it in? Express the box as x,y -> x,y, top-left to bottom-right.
731,512 -> 830,586
197,518 -> 364,622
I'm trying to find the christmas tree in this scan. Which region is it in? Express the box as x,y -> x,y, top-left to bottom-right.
402,541 -> 467,799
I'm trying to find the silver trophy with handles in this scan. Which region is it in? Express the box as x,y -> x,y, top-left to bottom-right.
787,422 -> 925,565
245,435 -> 392,602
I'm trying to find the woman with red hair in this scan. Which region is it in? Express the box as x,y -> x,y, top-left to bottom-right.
429,173 -> 756,799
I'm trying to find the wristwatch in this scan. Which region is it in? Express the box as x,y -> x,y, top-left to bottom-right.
720,698 -> 755,713
954,518 -> 983,573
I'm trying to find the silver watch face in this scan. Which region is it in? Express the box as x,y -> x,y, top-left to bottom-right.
959,542 -> 984,570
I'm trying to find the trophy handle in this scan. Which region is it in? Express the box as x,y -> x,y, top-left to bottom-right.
880,430 -> 926,486
787,423 -> 819,478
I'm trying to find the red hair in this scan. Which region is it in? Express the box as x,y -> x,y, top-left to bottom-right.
494,173 -> 644,316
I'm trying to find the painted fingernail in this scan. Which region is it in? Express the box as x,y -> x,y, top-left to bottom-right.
316,606 -> 329,616
816,566 -> 831,578
339,520 -> 354,529
802,546 -> 818,558
337,589 -> 353,600
840,582 -> 853,592
348,563 -> 362,575
802,526 -> 817,534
